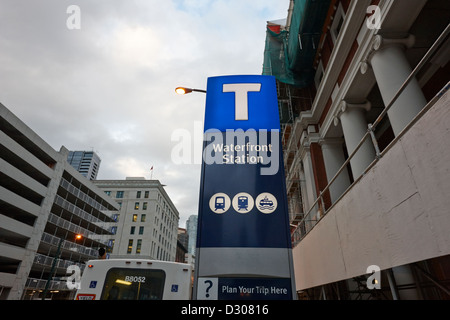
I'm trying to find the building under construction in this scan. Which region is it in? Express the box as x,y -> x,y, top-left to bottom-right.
263,0 -> 450,299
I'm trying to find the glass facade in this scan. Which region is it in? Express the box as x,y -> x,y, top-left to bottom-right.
67,151 -> 101,180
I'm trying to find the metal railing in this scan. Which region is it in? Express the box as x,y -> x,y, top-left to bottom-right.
59,177 -> 110,212
53,194 -> 114,231
47,213 -> 111,247
291,23 -> 450,247
40,232 -> 98,257
33,253 -> 85,272
25,277 -> 69,291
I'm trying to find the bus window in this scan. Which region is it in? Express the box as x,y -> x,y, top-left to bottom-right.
100,268 -> 166,300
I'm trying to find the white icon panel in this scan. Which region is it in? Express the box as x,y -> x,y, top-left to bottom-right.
210,192 -> 277,215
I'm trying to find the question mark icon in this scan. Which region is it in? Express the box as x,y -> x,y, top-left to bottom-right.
204,280 -> 213,298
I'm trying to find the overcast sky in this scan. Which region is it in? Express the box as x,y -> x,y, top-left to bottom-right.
0,0 -> 288,227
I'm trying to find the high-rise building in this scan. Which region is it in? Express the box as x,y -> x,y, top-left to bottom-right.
0,103 -> 119,300
186,215 -> 198,256
264,0 -> 450,299
92,177 -> 179,262
67,150 -> 101,180
178,227 -> 189,252
176,228 -> 189,263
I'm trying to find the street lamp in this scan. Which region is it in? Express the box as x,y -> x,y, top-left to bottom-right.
41,234 -> 83,300
175,87 -> 206,95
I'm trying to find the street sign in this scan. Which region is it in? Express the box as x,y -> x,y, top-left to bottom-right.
203,76 -> 279,131
194,75 -> 295,300
197,277 -> 292,300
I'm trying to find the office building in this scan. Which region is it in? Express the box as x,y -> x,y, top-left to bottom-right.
0,103 -> 119,300
92,177 -> 179,262
264,0 -> 450,299
67,150 -> 101,180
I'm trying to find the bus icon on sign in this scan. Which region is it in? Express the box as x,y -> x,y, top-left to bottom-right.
215,197 -> 225,211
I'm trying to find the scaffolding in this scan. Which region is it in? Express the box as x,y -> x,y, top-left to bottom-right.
297,259 -> 450,300
263,0 -> 331,87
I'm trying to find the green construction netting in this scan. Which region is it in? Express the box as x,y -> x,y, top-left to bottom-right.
263,27 -> 304,86
263,0 -> 331,88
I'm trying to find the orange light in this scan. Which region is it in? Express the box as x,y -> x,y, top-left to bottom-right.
175,87 -> 205,94
175,87 -> 189,95
75,234 -> 82,240
88,264 -> 94,268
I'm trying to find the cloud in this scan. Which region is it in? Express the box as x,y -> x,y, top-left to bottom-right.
0,0 -> 289,227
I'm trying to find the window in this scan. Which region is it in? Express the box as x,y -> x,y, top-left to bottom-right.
144,191 -> 149,198
141,214 -> 146,222
136,191 -> 141,198
331,3 -> 345,44
116,191 -> 124,198
139,226 -> 144,235
314,60 -> 325,89
104,191 -> 111,196
127,240 -> 133,254
134,202 -> 139,210
100,268 -> 165,300
132,214 -> 138,222
130,226 -> 135,234
107,239 -> 114,252
136,239 -> 142,254
143,202 -> 148,210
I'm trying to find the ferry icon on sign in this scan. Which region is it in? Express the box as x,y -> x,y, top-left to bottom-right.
255,193 -> 277,214
258,196 -> 274,210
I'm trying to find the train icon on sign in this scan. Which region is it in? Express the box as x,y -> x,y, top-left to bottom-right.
232,193 -> 254,213
215,196 -> 225,211
237,196 -> 248,211
209,193 -> 231,214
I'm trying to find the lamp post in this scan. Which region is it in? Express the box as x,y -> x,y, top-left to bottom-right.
175,87 -> 206,95
41,234 -> 82,300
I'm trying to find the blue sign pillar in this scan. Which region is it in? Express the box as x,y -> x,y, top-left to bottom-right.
194,75 -> 295,300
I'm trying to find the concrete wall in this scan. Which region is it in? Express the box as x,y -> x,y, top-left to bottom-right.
293,89 -> 450,290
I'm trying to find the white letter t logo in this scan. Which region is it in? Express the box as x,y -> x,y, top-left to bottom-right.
223,83 -> 261,121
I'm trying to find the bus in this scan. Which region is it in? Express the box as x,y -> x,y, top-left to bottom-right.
75,259 -> 193,300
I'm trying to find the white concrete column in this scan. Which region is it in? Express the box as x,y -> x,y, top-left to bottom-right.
337,101 -> 376,179
369,35 -> 427,136
320,138 -> 351,204
300,146 -> 317,215
300,150 -> 318,233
